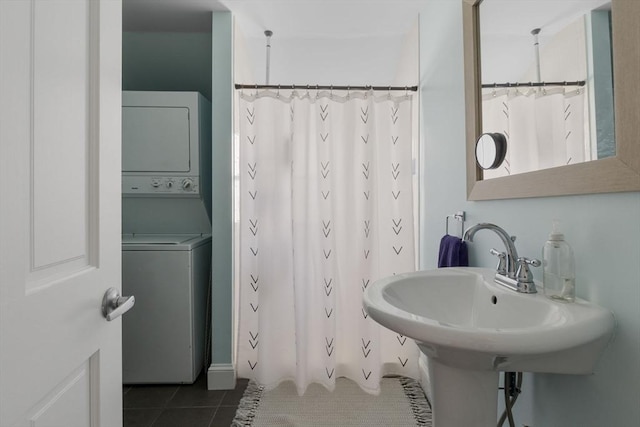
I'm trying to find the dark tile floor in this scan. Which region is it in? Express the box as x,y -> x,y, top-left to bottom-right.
123,374 -> 249,427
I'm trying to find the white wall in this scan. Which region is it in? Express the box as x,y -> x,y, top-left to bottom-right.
419,1 -> 640,426
393,19 -> 420,87
239,33 -> 408,86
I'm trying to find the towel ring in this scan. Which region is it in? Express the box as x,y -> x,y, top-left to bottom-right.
445,211 -> 466,238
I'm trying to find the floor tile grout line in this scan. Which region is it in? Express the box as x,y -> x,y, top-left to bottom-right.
147,408 -> 163,427
124,406 -> 167,410
213,406 -> 224,427
166,386 -> 181,406
125,404 -> 222,410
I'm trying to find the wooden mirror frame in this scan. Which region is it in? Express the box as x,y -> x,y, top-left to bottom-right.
464,0 -> 640,200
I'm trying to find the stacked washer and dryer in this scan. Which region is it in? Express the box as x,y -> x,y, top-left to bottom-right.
121,91 -> 212,384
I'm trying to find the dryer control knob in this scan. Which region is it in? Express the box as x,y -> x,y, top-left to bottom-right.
182,179 -> 193,191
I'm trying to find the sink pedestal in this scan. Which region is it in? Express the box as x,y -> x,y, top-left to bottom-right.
428,358 -> 499,427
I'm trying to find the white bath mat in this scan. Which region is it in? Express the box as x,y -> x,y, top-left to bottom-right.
231,377 -> 432,427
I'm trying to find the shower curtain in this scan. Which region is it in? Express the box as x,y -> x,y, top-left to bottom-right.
482,87 -> 587,179
236,88 -> 418,395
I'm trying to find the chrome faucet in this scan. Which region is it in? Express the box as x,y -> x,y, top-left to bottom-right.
463,223 -> 540,293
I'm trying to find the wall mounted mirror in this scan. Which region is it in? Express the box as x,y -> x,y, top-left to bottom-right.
463,0 -> 640,200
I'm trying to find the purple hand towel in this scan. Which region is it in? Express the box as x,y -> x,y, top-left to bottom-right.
438,234 -> 469,268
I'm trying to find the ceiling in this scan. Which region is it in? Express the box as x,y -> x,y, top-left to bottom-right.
123,0 -> 226,32
122,0 -> 426,85
123,0 -> 427,39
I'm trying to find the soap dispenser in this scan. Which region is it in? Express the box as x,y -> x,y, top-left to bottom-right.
542,221 -> 575,302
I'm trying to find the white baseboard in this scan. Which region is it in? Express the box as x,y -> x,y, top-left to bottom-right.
207,363 -> 236,390
418,353 -> 432,403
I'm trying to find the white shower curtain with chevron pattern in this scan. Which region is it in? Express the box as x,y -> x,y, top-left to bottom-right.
236,88 -> 418,395
481,87 -> 587,179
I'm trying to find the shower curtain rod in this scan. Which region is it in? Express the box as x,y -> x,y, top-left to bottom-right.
482,80 -> 585,89
235,84 -> 418,92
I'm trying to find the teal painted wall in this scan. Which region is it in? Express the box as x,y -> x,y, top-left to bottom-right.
122,31 -> 212,100
591,10 -> 615,159
419,2 -> 640,426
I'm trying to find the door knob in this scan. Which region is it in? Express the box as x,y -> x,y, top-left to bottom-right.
101,287 -> 135,321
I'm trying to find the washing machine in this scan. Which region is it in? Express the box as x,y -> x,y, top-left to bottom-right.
122,233 -> 212,384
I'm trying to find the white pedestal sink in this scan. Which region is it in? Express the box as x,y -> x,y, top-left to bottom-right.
363,268 -> 615,427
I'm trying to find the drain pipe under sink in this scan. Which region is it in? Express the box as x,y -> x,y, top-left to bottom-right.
498,371 -> 523,427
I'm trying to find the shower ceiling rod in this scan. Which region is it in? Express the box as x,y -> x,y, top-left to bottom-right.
481,80 -> 585,88
234,84 -> 418,92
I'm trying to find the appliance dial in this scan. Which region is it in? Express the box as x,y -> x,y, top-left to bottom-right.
182,178 -> 193,191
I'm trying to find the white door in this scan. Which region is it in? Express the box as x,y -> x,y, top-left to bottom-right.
0,1 -> 124,426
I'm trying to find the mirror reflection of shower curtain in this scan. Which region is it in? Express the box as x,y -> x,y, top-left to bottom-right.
236,89 -> 418,395
482,87 -> 587,178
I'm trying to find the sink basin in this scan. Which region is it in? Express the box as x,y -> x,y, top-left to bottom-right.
364,267 -> 614,373
363,267 -> 615,426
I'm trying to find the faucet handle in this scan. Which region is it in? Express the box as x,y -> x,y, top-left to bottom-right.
516,257 -> 541,284
490,248 -> 507,275
519,257 -> 541,267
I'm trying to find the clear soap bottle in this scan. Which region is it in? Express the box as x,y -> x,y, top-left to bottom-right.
542,221 -> 575,302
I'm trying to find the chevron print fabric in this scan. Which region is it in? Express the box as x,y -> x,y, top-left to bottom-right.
237,88 -> 418,396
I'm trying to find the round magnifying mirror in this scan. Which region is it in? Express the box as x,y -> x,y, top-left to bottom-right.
475,132 -> 507,170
